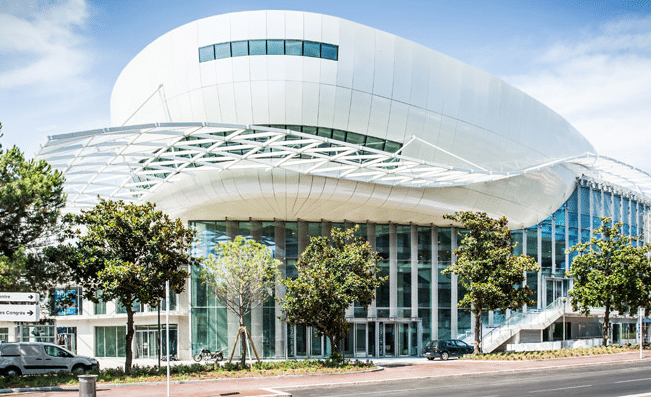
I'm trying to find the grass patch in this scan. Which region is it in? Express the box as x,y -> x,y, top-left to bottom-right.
462,344 -> 646,360
0,358 -> 375,389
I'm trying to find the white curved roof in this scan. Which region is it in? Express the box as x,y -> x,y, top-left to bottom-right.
37,122 -> 651,213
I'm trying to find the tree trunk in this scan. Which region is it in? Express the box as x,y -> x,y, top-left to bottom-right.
602,305 -> 610,347
474,309 -> 482,355
125,306 -> 135,373
239,318 -> 247,367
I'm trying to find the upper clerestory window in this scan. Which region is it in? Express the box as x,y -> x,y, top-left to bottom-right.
198,39 -> 338,63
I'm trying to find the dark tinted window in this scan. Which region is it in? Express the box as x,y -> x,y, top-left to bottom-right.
267,40 -> 284,55
285,40 -> 302,55
321,43 -> 338,60
231,41 -> 248,57
198,46 -> 215,62
249,40 -> 266,55
303,41 -> 320,57
215,43 -> 231,59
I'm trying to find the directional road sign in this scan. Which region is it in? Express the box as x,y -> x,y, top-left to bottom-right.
0,304 -> 40,322
0,292 -> 39,303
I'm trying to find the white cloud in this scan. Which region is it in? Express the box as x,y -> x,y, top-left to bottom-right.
0,0 -> 92,91
503,15 -> 651,174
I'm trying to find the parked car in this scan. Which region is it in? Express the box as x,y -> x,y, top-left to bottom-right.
0,342 -> 99,377
423,339 -> 473,360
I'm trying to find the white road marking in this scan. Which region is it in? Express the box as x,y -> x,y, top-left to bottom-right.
529,384 -> 592,393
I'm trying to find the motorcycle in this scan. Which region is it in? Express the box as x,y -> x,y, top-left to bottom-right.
193,347 -> 224,362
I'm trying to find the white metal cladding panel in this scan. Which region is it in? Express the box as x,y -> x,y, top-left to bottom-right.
367,95 -> 391,139
248,11 -> 266,38
409,45 -> 430,109
372,30 -> 395,99
266,10 -> 285,38
391,37 -> 413,104
201,86 -> 222,122
335,21 -> 354,88
317,83 -> 336,126
215,59 -> 234,84
457,69 -> 490,128
348,90 -> 373,134
217,83 -> 237,121
285,80 -> 303,124
250,57 -> 268,81
268,80 -> 286,122
439,58 -> 463,120
232,58 -> 251,83
303,12 -> 322,42
406,107 -> 426,139
386,101 -> 410,143
286,57 -> 303,82
333,86 -> 352,130
320,59 -> 338,85
199,61 -> 217,87
267,57 -> 286,81
285,11 -> 304,39
230,12 -> 250,41
301,82 -> 320,126
303,57 -> 321,83
484,78 -> 504,135
188,89 -> 206,121
321,14 -> 339,44
351,23 -> 376,93
251,80 -> 270,123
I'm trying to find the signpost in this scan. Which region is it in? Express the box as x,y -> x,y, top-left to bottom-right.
0,304 -> 39,322
0,292 -> 39,303
0,292 -> 40,322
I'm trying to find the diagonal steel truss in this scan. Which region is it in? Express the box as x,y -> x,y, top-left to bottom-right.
36,122 -> 651,210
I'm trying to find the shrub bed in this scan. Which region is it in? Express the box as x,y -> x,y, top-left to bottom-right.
463,344 -> 645,360
0,358 -> 375,389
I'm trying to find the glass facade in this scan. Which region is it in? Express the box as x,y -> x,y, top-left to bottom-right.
199,39 -> 338,62
188,177 -> 649,358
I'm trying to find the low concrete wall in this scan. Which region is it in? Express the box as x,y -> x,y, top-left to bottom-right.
506,338 -> 602,352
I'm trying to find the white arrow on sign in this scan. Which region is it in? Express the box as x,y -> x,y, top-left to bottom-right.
0,292 -> 39,303
0,304 -> 40,322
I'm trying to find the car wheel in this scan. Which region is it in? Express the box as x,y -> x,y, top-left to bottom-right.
441,351 -> 449,361
5,367 -> 22,377
72,364 -> 87,374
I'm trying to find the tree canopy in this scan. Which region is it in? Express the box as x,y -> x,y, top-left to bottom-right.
281,227 -> 385,356
0,123 -> 67,293
443,211 -> 539,354
198,236 -> 281,365
62,199 -> 198,372
566,217 -> 651,346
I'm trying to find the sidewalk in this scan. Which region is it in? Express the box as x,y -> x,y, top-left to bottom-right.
5,351 -> 650,396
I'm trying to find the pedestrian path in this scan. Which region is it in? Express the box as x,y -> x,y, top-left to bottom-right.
6,351 -> 650,397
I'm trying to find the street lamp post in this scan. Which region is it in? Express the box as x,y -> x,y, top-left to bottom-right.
562,297 -> 567,349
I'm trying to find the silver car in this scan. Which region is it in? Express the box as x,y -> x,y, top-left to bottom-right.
0,342 -> 99,377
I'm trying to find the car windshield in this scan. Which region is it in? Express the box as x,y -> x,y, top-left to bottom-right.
426,340 -> 437,347
456,340 -> 469,347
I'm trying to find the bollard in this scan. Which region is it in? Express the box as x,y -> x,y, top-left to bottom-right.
78,374 -> 98,397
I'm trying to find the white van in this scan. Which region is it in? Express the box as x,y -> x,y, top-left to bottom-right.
0,342 -> 99,377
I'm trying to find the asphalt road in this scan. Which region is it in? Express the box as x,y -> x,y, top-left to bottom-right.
286,360 -> 651,397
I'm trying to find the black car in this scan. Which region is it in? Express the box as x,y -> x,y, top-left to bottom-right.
423,339 -> 473,360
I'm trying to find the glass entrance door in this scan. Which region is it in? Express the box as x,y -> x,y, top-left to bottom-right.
545,277 -> 567,307
355,324 -> 366,357
383,323 -> 395,357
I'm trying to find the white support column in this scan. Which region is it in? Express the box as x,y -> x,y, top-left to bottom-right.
522,229 -> 528,314
274,221 -> 286,359
537,224 -> 543,310
389,223 -> 398,319
411,225 -> 418,319
367,222 -> 377,318
551,214 -> 556,275
451,228 -> 458,339
431,225 -> 438,340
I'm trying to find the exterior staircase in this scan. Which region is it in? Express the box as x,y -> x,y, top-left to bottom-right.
481,297 -> 569,353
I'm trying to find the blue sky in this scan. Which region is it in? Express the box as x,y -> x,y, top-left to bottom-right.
1,0 -> 650,173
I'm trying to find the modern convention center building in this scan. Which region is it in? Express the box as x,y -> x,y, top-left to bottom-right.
35,11 -> 651,360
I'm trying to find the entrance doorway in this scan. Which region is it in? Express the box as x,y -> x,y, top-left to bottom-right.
544,277 -> 569,307
135,325 -> 178,359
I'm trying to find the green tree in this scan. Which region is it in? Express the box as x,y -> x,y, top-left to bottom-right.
281,227 -> 385,356
198,236 -> 281,366
0,122 -> 67,293
566,217 -> 651,347
62,199 -> 197,373
443,212 -> 539,354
